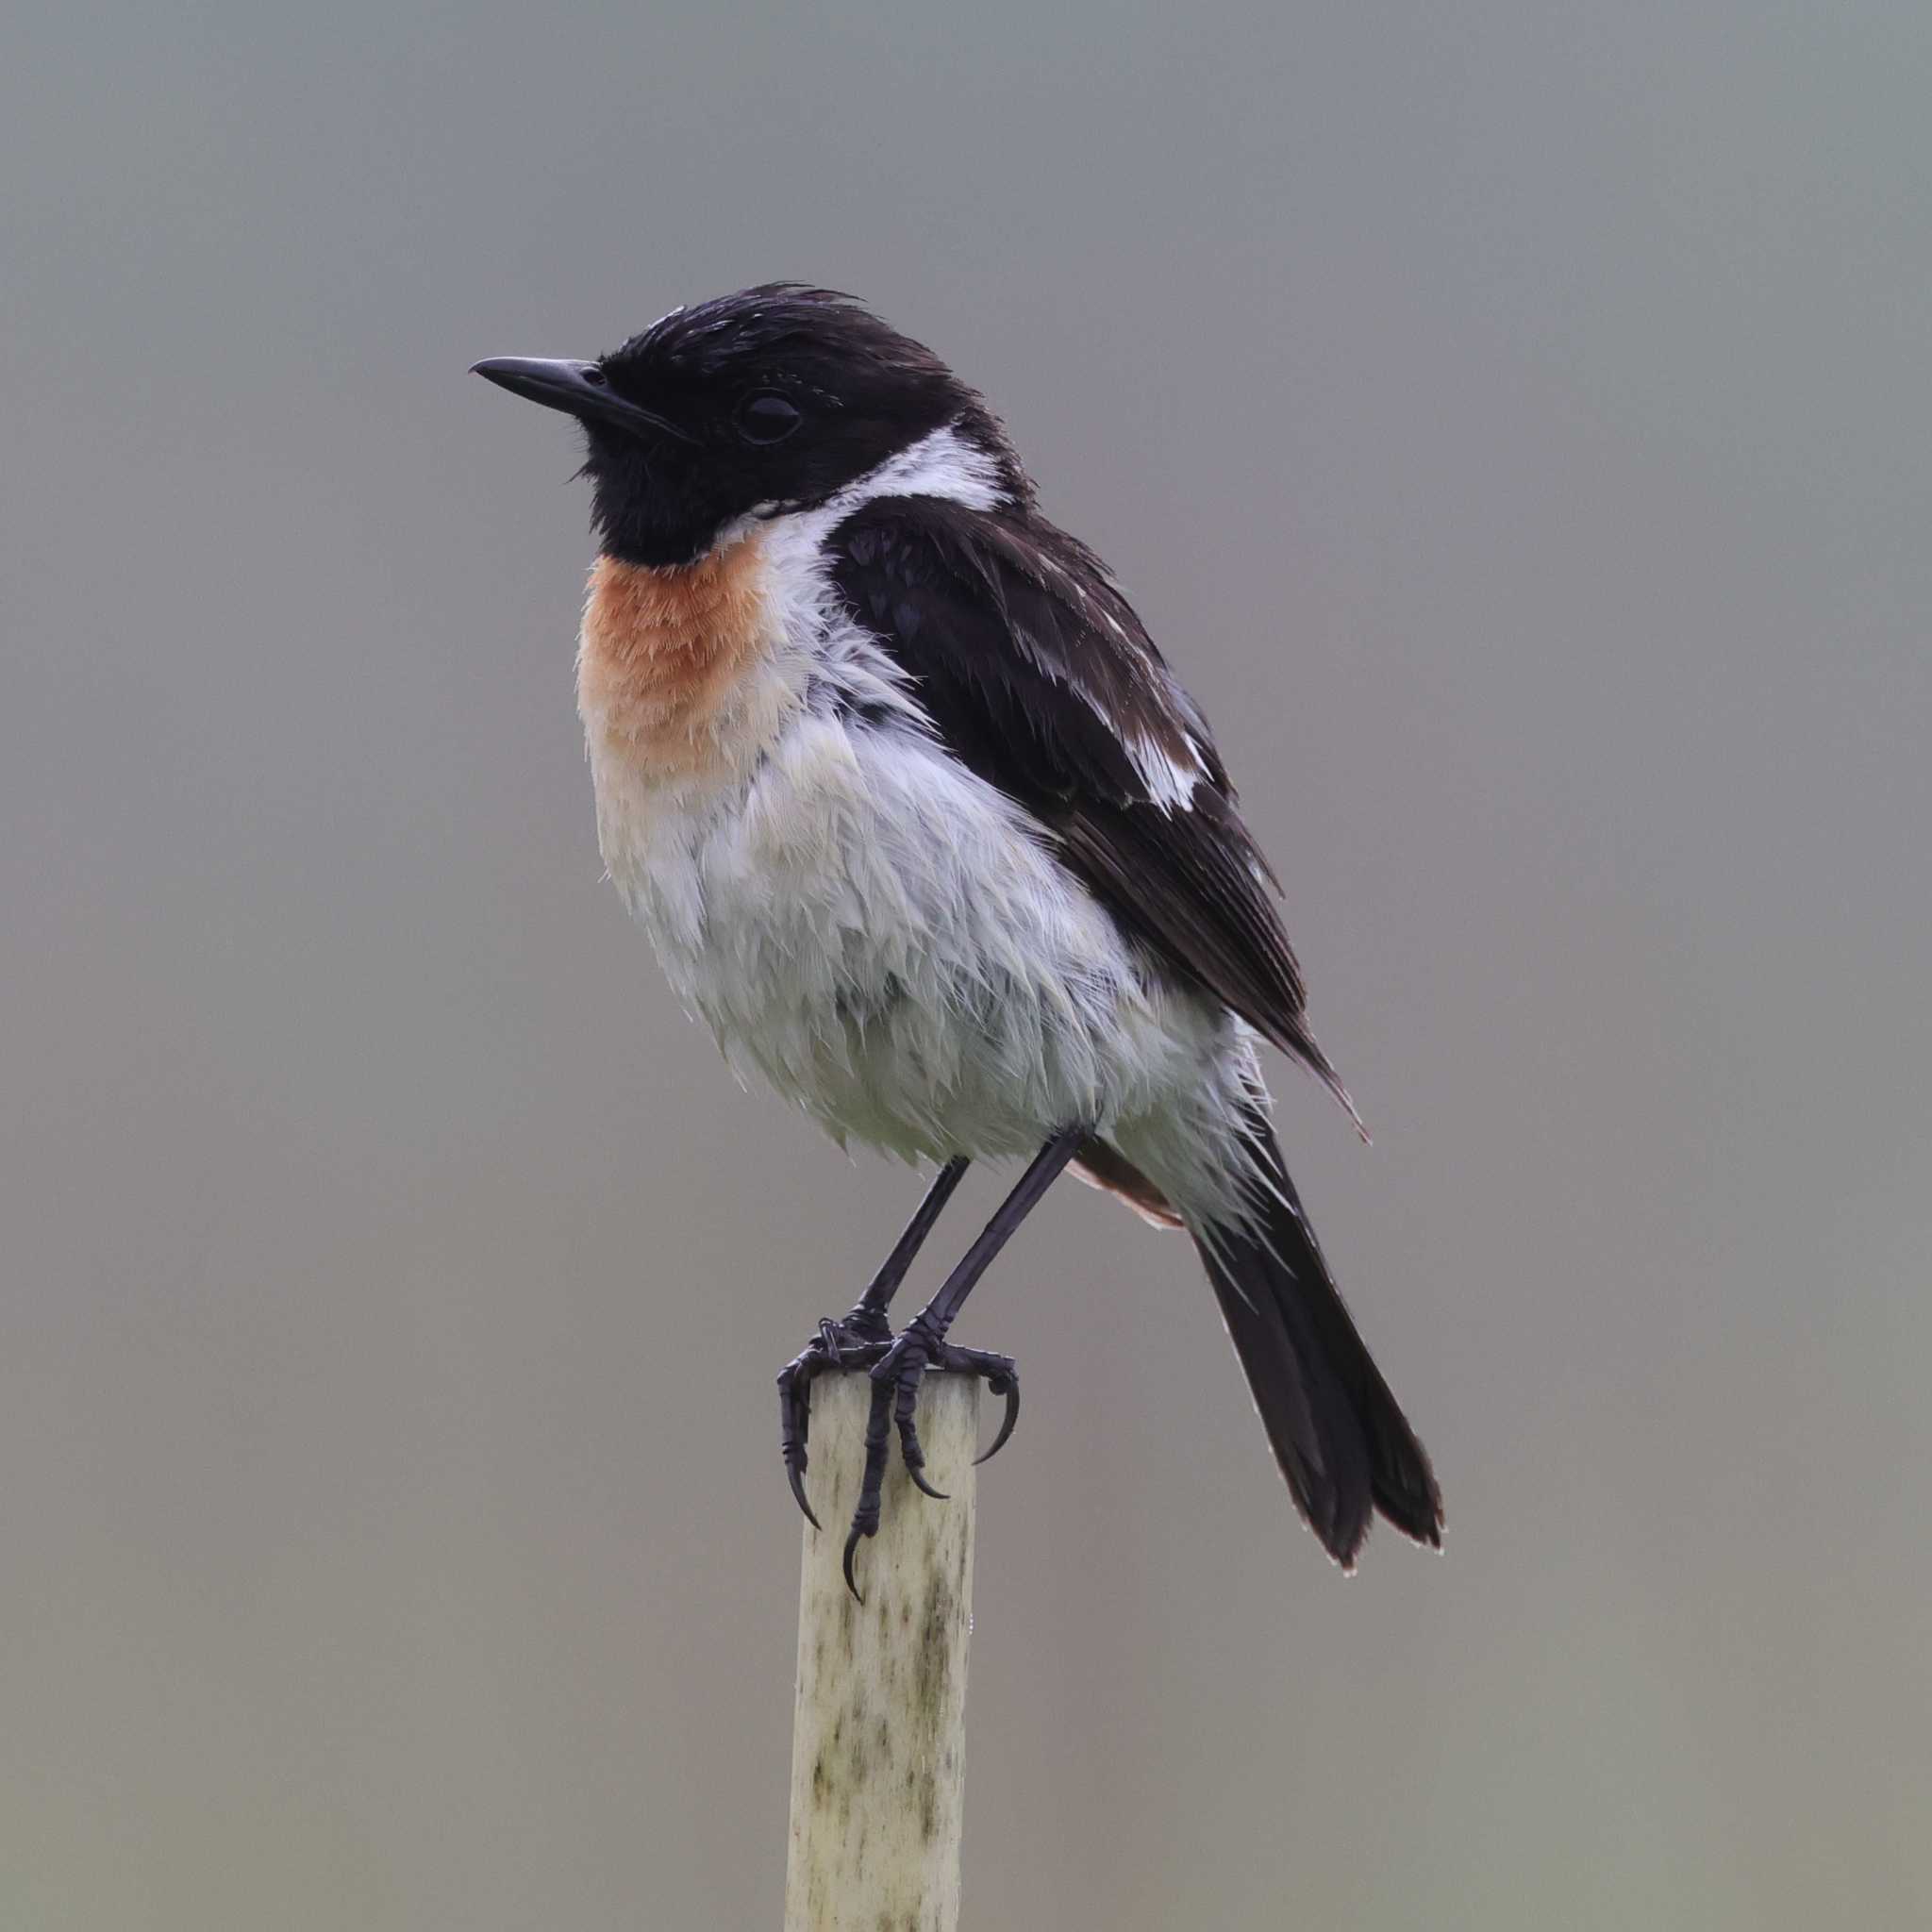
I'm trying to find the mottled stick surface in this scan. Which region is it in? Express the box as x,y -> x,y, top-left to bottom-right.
784,1374 -> 977,1932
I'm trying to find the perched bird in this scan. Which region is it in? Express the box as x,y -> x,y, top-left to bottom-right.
475,286 -> 1441,1594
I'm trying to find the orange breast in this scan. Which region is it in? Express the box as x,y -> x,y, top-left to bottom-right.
576,539 -> 778,779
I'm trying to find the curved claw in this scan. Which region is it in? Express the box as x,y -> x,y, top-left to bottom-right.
975,1375 -> 1020,1465
841,1526 -> 868,1604
907,1465 -> 950,1502
788,1460 -> 822,1531
891,1367 -> 949,1500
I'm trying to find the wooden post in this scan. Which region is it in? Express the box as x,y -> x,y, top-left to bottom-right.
784,1373 -> 978,1932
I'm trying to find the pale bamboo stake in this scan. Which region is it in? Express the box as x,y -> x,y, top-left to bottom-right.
784,1372 -> 978,1932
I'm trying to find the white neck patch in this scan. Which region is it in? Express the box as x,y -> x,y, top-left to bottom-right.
823,420 -> 1009,520
712,419 -> 1009,557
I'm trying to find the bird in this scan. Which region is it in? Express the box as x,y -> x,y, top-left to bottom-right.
474,285 -> 1441,1596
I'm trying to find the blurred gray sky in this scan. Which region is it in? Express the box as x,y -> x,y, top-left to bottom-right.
5,2 -> 1930,1926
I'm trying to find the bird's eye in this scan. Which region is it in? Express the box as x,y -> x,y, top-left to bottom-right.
582,365 -> 608,387
736,391 -> 801,444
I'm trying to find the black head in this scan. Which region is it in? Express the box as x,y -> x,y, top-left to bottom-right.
474,285 -> 1016,567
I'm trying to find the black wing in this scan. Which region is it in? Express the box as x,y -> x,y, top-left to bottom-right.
829,496 -> 1356,1120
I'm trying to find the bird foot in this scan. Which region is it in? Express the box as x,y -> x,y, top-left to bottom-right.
776,1312 -> 1018,1601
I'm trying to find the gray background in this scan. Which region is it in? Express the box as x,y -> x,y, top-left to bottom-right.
6,2 -> 1929,1926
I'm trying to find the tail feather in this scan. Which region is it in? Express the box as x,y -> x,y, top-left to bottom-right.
1190,1109 -> 1441,1565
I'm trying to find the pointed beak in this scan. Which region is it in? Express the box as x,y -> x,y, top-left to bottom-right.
470,357 -> 696,442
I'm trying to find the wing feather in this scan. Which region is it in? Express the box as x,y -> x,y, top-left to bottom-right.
829,496 -> 1356,1120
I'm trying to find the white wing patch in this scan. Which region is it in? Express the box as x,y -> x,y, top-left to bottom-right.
1125,728 -> 1206,810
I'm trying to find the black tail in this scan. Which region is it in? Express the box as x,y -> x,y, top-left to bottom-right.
1191,1110 -> 1441,1566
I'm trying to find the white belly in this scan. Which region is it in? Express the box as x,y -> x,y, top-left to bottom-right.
589,708 -> 1256,1227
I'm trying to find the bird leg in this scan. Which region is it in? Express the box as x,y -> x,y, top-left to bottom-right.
842,1125 -> 1086,1601
777,1156 -> 969,1528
